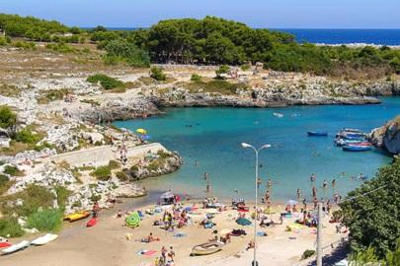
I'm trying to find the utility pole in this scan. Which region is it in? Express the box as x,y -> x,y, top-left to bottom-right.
316,202 -> 323,266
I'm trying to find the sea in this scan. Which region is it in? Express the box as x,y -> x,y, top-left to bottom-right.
105,28 -> 400,46
114,98 -> 400,203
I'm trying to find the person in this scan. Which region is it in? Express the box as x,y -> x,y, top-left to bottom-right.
257,177 -> 262,188
312,186 -> 317,198
296,188 -> 301,199
161,246 -> 167,263
279,214 -> 283,225
326,199 -> 331,214
302,198 -> 307,210
332,178 -> 336,188
246,240 -> 255,250
310,173 -> 316,183
92,201 -> 99,218
168,246 -> 175,263
323,179 -> 328,189
267,179 -> 272,189
117,209 -> 122,218
204,172 -> 209,180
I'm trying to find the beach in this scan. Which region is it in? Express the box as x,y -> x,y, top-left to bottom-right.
0,198 -> 346,266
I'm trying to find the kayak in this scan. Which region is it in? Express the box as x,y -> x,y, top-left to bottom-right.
347,142 -> 372,147
343,145 -> 372,152
64,211 -> 90,222
86,218 -> 97,227
1,240 -> 30,255
0,242 -> 11,248
190,241 -> 224,256
307,131 -> 328,137
31,233 -> 58,246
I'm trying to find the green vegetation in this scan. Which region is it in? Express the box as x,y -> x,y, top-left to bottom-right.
103,39 -> 150,67
14,128 -> 41,144
26,208 -> 63,232
340,157 -> 400,259
301,249 -> 315,260
0,105 -> 16,129
37,89 -> 70,104
215,65 -> 230,79
3,165 -> 23,176
87,74 -> 124,90
0,217 -> 24,237
91,165 -> 112,181
55,185 -> 71,209
13,41 -> 36,50
45,43 -> 76,53
150,66 -> 166,81
108,160 -> 120,169
190,74 -> 202,82
183,79 -> 248,95
115,171 -> 129,181
0,184 -> 54,217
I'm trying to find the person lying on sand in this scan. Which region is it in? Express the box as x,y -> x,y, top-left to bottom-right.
246,240 -> 255,250
141,232 -> 160,243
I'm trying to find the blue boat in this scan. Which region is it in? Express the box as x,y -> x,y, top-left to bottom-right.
342,145 -> 372,152
307,131 -> 328,137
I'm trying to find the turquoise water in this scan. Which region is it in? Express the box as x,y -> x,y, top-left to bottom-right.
114,98 -> 400,202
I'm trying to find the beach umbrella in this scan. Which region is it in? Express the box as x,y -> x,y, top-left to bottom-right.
236,217 -> 252,226
286,199 -> 298,206
126,211 -> 140,228
136,128 -> 147,134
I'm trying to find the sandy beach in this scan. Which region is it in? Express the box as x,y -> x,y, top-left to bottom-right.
0,197 -> 346,266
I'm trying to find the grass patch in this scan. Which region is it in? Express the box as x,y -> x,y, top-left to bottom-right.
37,89 -> 70,104
115,171 -> 128,181
26,208 -> 63,232
0,184 -> 54,217
87,74 -> 124,90
0,217 -> 24,237
124,81 -> 142,89
138,76 -> 155,86
184,80 -> 248,95
55,186 -> 71,209
80,99 -> 100,106
34,141 -> 55,151
0,174 -> 13,195
0,84 -> 22,97
108,160 -> 120,170
91,165 -> 111,181
3,165 -> 24,176
45,43 -> 76,53
14,128 -> 43,144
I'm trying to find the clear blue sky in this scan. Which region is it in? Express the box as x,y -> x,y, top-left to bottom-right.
2,0 -> 399,29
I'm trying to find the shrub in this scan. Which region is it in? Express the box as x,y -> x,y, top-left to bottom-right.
301,249 -> 316,260
91,166 -> 111,181
0,105 -> 17,129
87,74 -> 124,90
215,65 -> 230,78
26,208 -> 63,232
115,171 -> 128,181
241,64 -> 251,71
34,141 -> 55,151
3,165 -> 23,176
0,174 -> 9,187
14,128 -> 41,144
190,74 -> 202,82
0,217 -> 24,237
55,186 -> 71,209
108,160 -> 120,169
45,43 -> 76,53
150,67 -> 166,81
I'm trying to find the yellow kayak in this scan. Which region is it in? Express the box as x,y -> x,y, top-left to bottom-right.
64,211 -> 90,222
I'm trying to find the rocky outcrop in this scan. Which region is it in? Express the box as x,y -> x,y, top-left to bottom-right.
128,151 -> 183,180
370,116 -> 400,154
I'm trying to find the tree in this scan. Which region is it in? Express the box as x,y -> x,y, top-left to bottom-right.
104,39 -> 150,67
340,158 -> 400,258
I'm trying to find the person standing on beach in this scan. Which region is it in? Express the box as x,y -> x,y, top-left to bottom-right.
168,246 -> 175,263
161,246 -> 167,264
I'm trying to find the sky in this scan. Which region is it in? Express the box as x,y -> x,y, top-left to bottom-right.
1,0 -> 399,29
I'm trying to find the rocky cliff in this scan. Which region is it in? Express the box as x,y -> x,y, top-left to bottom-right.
370,116 -> 400,154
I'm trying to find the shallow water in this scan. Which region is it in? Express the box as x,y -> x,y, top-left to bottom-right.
114,98 -> 400,202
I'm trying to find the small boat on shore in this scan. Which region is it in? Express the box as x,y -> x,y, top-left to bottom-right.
0,242 -> 11,248
307,131 -> 328,137
86,218 -> 97,227
1,240 -> 30,255
343,145 -> 372,152
31,233 -> 58,246
64,211 -> 90,222
190,241 -> 224,256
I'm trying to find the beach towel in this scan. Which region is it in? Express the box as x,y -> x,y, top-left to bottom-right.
137,250 -> 157,256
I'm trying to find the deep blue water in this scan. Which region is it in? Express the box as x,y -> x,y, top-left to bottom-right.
276,29 -> 400,45
114,98 -> 400,202
102,27 -> 400,46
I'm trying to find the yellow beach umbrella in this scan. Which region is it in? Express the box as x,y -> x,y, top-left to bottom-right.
136,128 -> 147,134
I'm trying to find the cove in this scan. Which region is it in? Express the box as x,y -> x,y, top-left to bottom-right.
114,98 -> 400,202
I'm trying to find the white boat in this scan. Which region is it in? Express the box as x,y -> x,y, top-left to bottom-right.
1,240 -> 30,255
31,233 -> 58,246
273,112 -> 284,118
